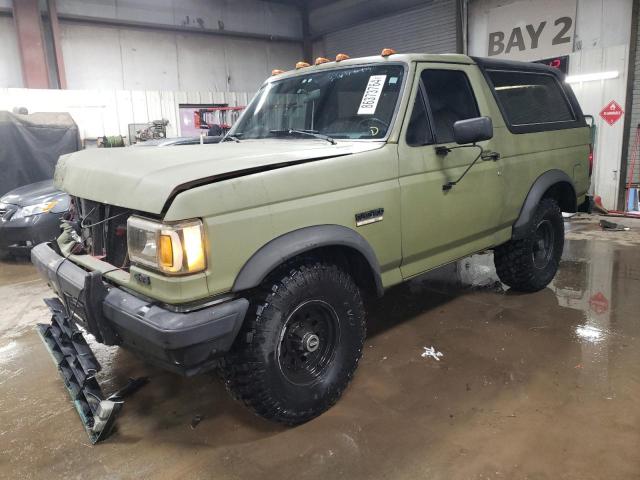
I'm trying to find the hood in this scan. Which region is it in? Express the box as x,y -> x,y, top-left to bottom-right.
55,139 -> 383,214
0,179 -> 66,207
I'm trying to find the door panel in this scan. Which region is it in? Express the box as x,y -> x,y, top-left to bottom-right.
398,63 -> 507,279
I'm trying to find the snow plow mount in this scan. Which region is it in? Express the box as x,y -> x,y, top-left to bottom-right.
37,297 -> 121,444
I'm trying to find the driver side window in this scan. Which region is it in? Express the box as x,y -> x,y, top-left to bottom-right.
421,69 -> 480,144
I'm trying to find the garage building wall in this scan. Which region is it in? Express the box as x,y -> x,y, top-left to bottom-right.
468,0 -> 634,210
55,0 -> 302,41
0,16 -> 24,88
59,22 -> 301,92
1,0 -> 302,92
314,0 -> 459,59
0,87 -> 252,141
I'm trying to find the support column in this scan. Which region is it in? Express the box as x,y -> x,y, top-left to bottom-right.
47,0 -> 67,89
12,0 -> 50,88
301,2 -> 312,62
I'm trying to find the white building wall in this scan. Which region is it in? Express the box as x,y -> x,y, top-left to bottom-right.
0,16 -> 23,88
468,0 -> 634,210
55,0 -> 302,39
59,22 -> 302,92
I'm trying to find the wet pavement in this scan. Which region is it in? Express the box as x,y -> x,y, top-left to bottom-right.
1,214 -> 639,479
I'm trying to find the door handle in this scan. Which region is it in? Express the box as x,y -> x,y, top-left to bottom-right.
482,151 -> 500,161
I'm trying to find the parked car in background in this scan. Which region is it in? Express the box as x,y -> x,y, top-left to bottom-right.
0,137 -> 221,258
0,180 -> 70,257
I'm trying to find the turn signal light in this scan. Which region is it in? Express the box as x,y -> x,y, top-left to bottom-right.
271,69 -> 285,75
159,235 -> 174,268
315,57 -> 330,65
295,61 -> 310,69
335,53 -> 350,62
381,48 -> 397,57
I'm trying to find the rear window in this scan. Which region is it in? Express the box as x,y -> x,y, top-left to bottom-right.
487,70 -> 575,126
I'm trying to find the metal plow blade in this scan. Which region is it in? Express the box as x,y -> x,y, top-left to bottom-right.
37,298 -> 122,444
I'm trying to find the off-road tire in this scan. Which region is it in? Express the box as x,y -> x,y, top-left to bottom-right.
494,198 -> 564,292
220,260 -> 366,425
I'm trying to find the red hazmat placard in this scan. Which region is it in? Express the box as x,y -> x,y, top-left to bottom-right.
600,100 -> 624,126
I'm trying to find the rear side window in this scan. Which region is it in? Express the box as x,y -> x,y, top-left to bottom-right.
487,70 -> 575,126
422,70 -> 480,144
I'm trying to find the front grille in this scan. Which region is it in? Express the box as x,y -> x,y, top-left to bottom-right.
77,198 -> 133,269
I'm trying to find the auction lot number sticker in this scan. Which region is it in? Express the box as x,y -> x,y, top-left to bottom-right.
358,75 -> 387,115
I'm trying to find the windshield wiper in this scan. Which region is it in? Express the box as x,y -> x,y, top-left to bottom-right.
222,134 -> 241,143
269,129 -> 337,145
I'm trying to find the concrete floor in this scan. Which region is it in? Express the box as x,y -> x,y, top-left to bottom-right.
1,214 -> 639,480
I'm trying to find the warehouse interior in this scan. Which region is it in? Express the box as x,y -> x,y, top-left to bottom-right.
1,0 -> 640,478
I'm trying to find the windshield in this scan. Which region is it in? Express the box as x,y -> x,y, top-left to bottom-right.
230,64 -> 405,140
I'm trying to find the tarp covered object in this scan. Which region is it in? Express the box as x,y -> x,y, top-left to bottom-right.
0,111 -> 81,196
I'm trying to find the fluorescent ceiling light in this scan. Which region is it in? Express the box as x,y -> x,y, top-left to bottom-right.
565,71 -> 619,83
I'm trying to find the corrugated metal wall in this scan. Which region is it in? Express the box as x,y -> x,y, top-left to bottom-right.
627,5 -> 640,186
317,0 -> 458,58
0,87 -> 252,140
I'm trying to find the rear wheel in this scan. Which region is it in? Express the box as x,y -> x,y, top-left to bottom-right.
494,198 -> 564,292
220,259 -> 366,425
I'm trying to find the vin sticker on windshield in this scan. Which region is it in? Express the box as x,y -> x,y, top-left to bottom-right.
358,75 -> 387,115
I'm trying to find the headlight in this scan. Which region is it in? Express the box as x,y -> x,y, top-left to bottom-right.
12,200 -> 59,220
127,216 -> 206,275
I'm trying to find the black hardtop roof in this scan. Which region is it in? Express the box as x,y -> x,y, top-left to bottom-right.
471,56 -> 565,79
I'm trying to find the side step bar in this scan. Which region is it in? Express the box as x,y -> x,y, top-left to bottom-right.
37,297 -> 122,444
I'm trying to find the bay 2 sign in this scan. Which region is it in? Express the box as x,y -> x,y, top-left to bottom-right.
487,0 -> 576,61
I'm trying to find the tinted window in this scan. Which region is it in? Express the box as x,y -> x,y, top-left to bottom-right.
406,89 -> 433,146
422,70 -> 480,144
487,70 -> 575,126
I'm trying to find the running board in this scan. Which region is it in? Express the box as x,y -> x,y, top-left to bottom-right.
37,297 -> 122,444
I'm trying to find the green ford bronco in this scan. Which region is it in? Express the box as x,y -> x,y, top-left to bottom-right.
32,51 -> 590,433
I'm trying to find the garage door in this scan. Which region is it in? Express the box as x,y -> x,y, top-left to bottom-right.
627,5 -> 640,186
321,0 -> 458,58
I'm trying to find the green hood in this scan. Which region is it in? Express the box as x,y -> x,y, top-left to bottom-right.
54,139 -> 382,215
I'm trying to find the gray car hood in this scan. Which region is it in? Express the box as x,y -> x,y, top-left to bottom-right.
0,180 -> 66,207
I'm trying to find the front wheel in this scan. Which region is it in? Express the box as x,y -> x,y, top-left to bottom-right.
220,260 -> 366,425
494,198 -> 564,292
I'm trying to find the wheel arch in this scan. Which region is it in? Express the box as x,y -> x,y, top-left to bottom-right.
512,169 -> 576,240
231,225 -> 384,297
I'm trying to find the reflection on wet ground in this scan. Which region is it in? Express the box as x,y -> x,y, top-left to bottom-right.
1,215 -> 639,479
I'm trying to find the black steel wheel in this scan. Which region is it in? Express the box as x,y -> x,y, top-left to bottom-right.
494,198 -> 564,292
220,259 -> 366,425
277,300 -> 340,385
532,219 -> 555,269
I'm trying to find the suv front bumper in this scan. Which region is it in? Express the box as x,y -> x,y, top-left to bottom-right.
31,242 -> 249,376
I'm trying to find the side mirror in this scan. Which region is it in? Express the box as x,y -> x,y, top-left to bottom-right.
453,116 -> 493,145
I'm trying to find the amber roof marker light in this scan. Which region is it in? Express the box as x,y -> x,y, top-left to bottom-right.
314,57 -> 330,65
335,53 -> 350,62
295,61 -> 311,69
381,48 -> 397,57
271,69 -> 285,76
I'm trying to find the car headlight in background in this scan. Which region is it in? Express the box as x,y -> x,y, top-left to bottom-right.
12,200 -> 59,220
127,216 -> 206,275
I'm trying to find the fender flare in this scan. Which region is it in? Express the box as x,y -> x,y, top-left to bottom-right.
232,224 -> 384,296
512,169 -> 576,239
